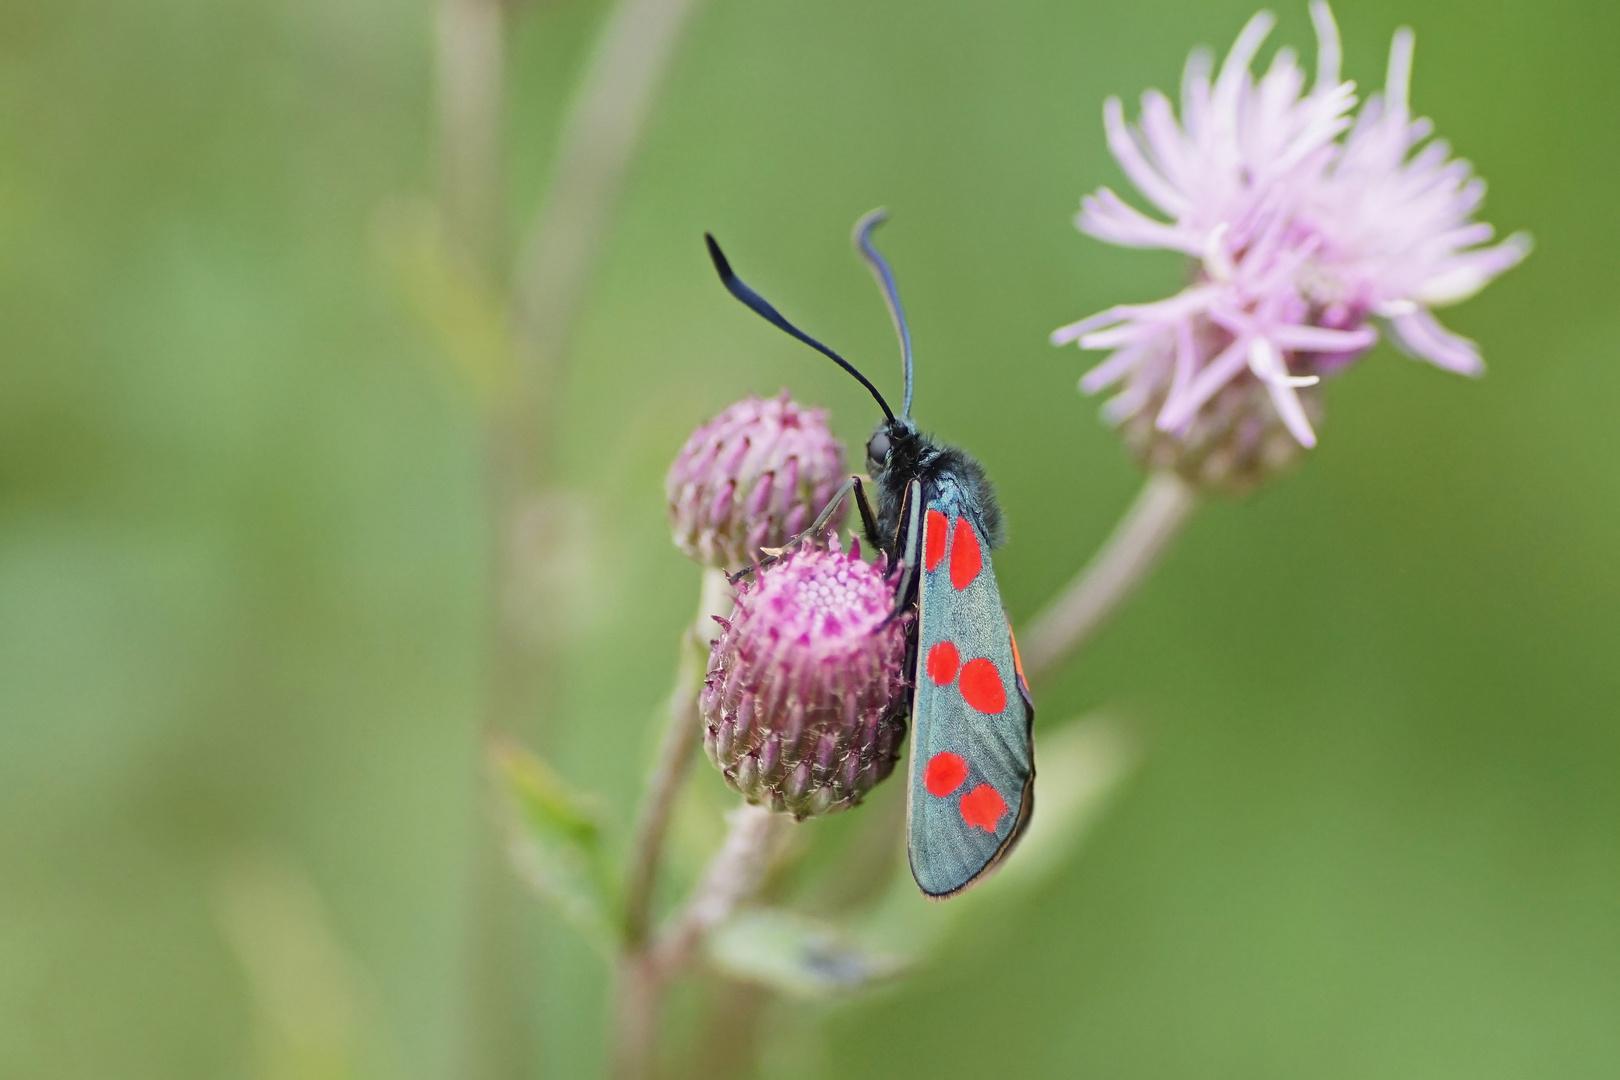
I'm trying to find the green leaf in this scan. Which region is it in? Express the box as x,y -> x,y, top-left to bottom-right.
488,733 -> 619,947
707,909 -> 906,999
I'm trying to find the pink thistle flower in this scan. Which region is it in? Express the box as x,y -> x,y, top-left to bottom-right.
701,537 -> 910,819
1053,3 -> 1529,455
667,392 -> 848,571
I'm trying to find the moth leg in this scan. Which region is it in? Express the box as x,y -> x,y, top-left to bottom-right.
728,474 -> 869,585
850,476 -> 881,548
889,478 -> 910,554
887,479 -> 924,617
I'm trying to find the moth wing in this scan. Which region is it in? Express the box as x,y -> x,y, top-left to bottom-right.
905,504 -> 1035,898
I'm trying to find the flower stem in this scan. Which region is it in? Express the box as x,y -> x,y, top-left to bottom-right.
435,0 -> 506,270
614,802 -> 792,1080
652,802 -> 792,975
621,568 -> 731,948
1020,471 -> 1199,683
611,952 -> 661,1080
510,0 -> 706,465
613,568 -> 746,1079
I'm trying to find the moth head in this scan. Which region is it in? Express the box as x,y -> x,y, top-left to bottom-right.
865,418 -> 917,478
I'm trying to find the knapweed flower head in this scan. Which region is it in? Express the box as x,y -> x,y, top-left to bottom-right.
701,535 -> 910,819
667,392 -> 848,570
1054,2 -> 1528,487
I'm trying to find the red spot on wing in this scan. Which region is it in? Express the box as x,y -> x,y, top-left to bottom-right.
959,783 -> 1007,832
926,640 -> 960,685
924,510 -> 948,572
924,752 -> 969,797
949,518 -> 982,590
958,658 -> 1007,714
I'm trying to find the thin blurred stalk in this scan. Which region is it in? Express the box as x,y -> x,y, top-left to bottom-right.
1020,470 -> 1198,681
436,0 -> 506,271
621,567 -> 731,948
653,802 -> 791,978
675,980 -> 767,1080
435,0 -> 707,1075
616,802 -> 793,1080
478,0 -> 709,737
508,0 -> 706,475
436,6 -> 536,1078
614,566 -> 795,1080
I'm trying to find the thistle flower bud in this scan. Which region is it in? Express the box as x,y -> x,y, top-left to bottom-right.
701,538 -> 909,819
667,392 -> 847,571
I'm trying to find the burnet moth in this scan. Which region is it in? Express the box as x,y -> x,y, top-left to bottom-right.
705,210 -> 1034,897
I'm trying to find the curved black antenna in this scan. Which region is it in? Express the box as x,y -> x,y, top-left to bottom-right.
852,208 -> 914,418
705,233 -> 895,422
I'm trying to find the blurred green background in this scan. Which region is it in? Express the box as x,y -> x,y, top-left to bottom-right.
3,0 -> 1616,1076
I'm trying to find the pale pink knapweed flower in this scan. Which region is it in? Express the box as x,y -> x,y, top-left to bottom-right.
1053,2 -> 1529,465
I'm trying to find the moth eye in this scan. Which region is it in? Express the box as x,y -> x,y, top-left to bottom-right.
865,432 -> 891,471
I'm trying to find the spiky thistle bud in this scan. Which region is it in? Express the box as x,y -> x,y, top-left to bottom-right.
701,537 -> 910,819
667,392 -> 848,571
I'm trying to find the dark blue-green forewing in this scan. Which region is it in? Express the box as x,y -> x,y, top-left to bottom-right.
905,496 -> 1035,897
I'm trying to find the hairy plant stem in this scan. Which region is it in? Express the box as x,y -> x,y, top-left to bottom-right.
653,803 -> 792,974
435,5 -> 542,1077
614,567 -> 790,1080
621,568 -> 732,948
1020,471 -> 1199,683
615,803 -> 793,1080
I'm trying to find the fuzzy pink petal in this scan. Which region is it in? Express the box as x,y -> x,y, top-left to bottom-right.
1263,380 -> 1318,448
1157,334 -> 1250,432
1079,343 -> 1153,394
1388,308 -> 1484,376
1103,97 -> 1189,217
1267,324 -> 1378,353
1078,189 -> 1201,253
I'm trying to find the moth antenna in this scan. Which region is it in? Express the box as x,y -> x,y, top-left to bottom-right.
705,233 -> 896,422
852,208 -> 914,419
